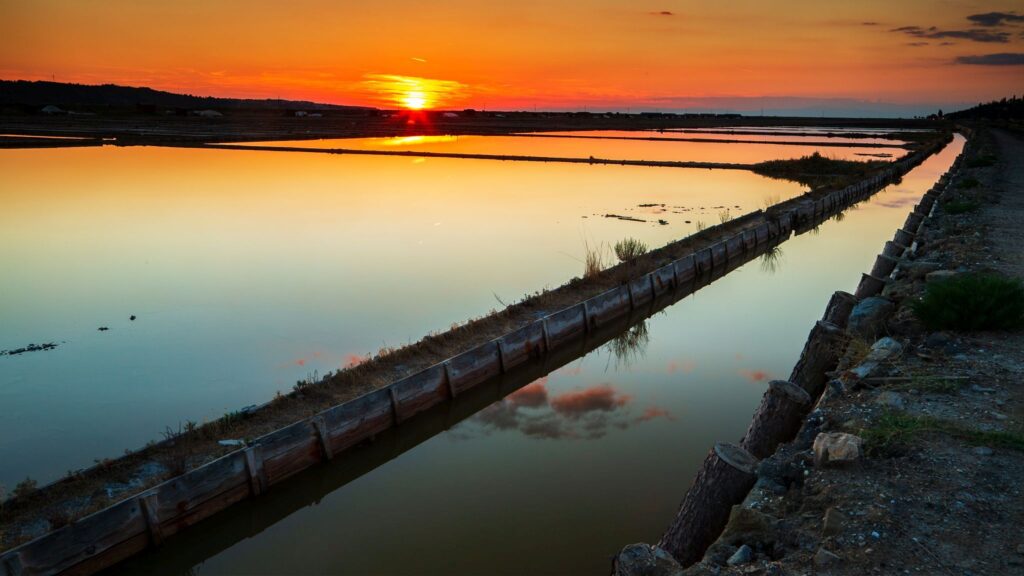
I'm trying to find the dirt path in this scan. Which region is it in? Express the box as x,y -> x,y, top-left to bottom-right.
984,129 -> 1024,278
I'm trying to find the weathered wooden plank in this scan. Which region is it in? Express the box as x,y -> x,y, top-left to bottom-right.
447,340 -> 501,395
154,450 -> 249,526
385,362 -> 446,422
258,420 -> 319,485
496,323 -> 545,370
544,304 -> 586,349
6,496 -> 146,576
651,264 -> 675,297
628,274 -> 654,309
321,388 -> 394,453
725,234 -> 744,260
673,254 -> 696,284
709,241 -> 727,270
587,285 -> 630,326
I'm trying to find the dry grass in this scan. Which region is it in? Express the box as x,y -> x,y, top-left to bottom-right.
583,240 -> 607,278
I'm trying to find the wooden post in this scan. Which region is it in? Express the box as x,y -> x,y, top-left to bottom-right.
903,212 -> 924,233
821,291 -> 857,329
443,362 -> 457,399
243,445 -> 267,497
740,381 -> 812,459
788,320 -> 846,399
311,415 -> 333,460
854,273 -> 888,299
658,443 -> 759,567
893,228 -> 915,247
869,253 -> 899,279
882,240 -> 907,259
138,492 -> 164,547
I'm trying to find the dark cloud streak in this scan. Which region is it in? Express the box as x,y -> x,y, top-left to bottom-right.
955,52 -> 1024,65
890,25 -> 1010,43
967,12 -> 1024,27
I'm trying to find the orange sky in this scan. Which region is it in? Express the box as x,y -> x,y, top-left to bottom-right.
1,1 -> 1021,111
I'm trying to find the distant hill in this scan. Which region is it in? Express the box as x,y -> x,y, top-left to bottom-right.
0,80 -> 374,111
948,96 -> 1023,120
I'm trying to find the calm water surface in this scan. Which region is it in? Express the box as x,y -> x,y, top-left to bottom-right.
1,142 -> 806,486
239,133 -> 904,162
114,136 -> 963,575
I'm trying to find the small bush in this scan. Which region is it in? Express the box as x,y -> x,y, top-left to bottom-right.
613,237 -> 648,263
912,273 -> 1024,331
966,154 -> 996,168
13,477 -> 37,499
957,177 -> 980,189
943,199 -> 981,214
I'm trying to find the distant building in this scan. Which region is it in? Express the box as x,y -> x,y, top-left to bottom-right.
40,105 -> 65,114
442,112 -> 459,118
294,110 -> 308,117
192,109 -> 223,118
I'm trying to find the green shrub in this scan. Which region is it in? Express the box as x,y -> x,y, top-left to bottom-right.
943,199 -> 981,214
912,273 -> 1024,330
614,237 -> 648,263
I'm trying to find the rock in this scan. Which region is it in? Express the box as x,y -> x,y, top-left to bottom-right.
874,391 -> 905,410
900,260 -> 941,280
813,432 -> 863,467
822,507 -> 847,536
848,297 -> 895,339
849,337 -> 904,380
613,543 -> 684,576
925,270 -> 958,283
726,544 -> 753,566
813,548 -> 841,568
720,506 -> 775,541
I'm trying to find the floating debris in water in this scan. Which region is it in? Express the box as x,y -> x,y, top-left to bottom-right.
130,315 -> 136,321
658,219 -> 669,225
603,213 -> 646,223
97,327 -> 110,331
1,342 -> 58,356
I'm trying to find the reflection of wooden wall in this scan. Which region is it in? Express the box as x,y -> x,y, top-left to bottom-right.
657,135 -> 968,568
0,135 -> 954,576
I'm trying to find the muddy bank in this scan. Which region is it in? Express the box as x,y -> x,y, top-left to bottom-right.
614,127 -> 1024,575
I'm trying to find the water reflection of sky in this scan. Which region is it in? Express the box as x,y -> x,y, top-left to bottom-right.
240,132 -> 906,162
117,136 -> 964,576
0,144 -> 804,486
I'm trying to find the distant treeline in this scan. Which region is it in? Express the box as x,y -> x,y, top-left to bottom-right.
0,80 -> 373,112
949,96 -> 1023,120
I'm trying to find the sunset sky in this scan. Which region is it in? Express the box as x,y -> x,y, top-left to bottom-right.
1,1 -> 1022,113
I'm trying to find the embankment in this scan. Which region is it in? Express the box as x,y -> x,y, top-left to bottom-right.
614,127 -> 1024,575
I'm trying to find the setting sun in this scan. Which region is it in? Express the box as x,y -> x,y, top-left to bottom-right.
402,90 -> 427,110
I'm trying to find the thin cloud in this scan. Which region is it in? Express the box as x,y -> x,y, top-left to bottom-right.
955,52 -> 1024,65
967,12 -> 1024,27
890,25 -> 1010,43
650,11 -> 674,16
862,21 -> 880,26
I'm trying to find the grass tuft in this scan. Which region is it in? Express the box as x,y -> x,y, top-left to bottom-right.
583,240 -> 607,279
911,272 -> 1024,331
613,237 -> 648,263
862,411 -> 1024,455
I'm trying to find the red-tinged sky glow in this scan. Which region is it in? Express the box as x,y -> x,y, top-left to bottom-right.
1,1 -> 1022,113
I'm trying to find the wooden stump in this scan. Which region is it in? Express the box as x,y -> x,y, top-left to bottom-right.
788,320 -> 846,399
821,291 -> 857,328
658,443 -> 759,567
869,254 -> 899,279
740,380 -> 813,459
854,273 -> 887,299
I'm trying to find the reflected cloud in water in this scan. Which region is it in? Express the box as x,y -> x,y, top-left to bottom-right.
456,380 -> 672,441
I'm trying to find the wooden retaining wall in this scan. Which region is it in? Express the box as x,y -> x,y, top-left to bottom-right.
656,133 -> 968,567
0,136 -> 951,576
